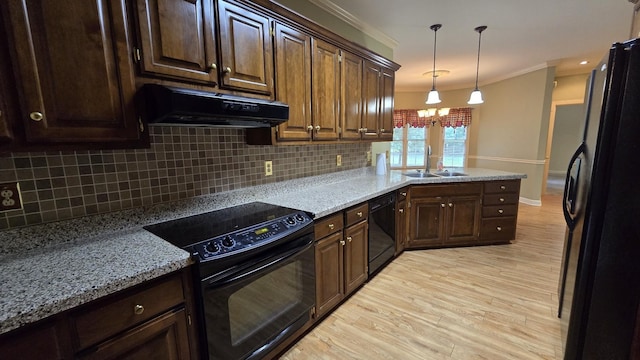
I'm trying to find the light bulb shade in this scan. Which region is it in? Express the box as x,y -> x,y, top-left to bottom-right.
426,90 -> 442,104
417,109 -> 429,118
468,90 -> 484,104
438,107 -> 450,116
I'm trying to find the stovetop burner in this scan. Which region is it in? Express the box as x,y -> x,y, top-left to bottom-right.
144,202 -> 313,262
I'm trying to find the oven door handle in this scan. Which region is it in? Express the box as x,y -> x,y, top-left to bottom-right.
206,236 -> 313,288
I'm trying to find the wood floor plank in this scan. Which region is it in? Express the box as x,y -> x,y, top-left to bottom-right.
281,194 -> 566,359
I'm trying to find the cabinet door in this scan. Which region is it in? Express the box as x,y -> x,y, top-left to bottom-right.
3,0 -> 142,145
344,221 -> 368,295
379,67 -> 395,140
217,0 -> 273,95
274,23 -> 312,141
79,309 -> 191,360
311,39 -> 340,140
315,232 -> 344,318
362,61 -> 381,139
0,320 -> 71,360
340,51 -> 363,140
445,195 -> 481,245
408,197 -> 446,248
135,0 -> 217,84
395,200 -> 406,255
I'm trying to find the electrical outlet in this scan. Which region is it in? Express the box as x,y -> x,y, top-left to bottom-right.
366,151 -> 372,162
264,161 -> 273,176
336,155 -> 342,166
1,182 -> 22,212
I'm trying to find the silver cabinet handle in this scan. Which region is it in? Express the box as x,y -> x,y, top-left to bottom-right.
134,304 -> 144,315
441,203 -> 445,208
499,198 -> 505,202
496,226 -> 502,232
498,209 -> 504,214
500,185 -> 506,190
356,212 -> 363,217
448,203 -> 453,208
30,112 -> 43,121
398,208 -> 404,214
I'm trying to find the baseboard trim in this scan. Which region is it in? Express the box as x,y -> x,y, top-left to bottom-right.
520,197 -> 542,206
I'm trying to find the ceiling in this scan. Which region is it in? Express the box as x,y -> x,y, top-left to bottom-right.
310,0 -> 635,92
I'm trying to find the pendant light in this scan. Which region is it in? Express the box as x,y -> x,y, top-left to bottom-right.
468,25 -> 487,105
426,24 -> 442,104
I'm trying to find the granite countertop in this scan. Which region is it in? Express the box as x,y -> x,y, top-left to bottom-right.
0,167 -> 525,336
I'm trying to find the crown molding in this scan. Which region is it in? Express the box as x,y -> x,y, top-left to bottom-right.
307,0 -> 399,50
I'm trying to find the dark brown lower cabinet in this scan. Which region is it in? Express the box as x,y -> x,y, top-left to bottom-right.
407,183 -> 482,249
0,269 -> 198,360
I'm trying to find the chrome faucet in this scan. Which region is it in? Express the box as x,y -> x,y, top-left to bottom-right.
426,145 -> 432,173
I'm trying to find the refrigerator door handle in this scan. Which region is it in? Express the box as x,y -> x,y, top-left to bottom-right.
563,143 -> 586,230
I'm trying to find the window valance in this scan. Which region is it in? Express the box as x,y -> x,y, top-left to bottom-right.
394,108 -> 473,128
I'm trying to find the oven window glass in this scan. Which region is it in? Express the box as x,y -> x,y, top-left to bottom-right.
228,260 -> 304,345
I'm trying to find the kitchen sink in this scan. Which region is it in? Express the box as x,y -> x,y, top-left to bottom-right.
403,172 -> 439,178
434,171 -> 468,177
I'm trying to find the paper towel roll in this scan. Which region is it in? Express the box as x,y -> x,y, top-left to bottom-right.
376,153 -> 386,175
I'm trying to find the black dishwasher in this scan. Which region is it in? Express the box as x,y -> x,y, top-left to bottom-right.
368,193 -> 396,276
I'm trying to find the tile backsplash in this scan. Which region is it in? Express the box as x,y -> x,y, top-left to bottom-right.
0,127 -> 370,230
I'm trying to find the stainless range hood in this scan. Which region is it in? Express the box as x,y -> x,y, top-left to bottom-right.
141,84 -> 289,128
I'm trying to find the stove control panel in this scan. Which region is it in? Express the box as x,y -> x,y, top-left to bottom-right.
192,211 -> 312,260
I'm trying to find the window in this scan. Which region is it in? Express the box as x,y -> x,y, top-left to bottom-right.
390,125 -> 429,168
442,126 -> 468,167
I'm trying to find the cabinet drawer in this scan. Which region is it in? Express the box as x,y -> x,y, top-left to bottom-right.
314,213 -> 344,239
483,193 -> 519,206
72,273 -> 185,349
482,204 -> 518,218
480,218 -> 516,241
411,183 -> 482,198
484,180 -> 521,194
345,203 -> 368,227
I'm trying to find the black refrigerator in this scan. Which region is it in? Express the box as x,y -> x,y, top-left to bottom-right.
557,38 -> 640,359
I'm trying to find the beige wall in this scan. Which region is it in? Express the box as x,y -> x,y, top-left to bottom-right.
394,67 -> 555,203
553,74 -> 589,102
272,0 -> 393,58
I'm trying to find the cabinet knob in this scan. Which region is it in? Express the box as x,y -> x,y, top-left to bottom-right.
498,209 -> 504,214
356,211 -> 363,217
441,203 -> 445,208
307,125 -> 314,131
362,127 -> 368,132
496,226 -> 502,232
347,236 -> 352,242
399,208 -> 404,214
448,203 -> 453,208
208,63 -> 217,71
223,67 -> 232,74
500,185 -> 506,190
315,125 -> 321,132
29,112 -> 44,122
340,240 -> 346,246
380,128 -> 385,133
400,192 -> 407,197
499,198 -> 505,203
328,224 -> 334,230
134,304 -> 144,315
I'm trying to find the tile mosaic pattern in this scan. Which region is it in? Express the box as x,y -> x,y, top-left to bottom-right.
0,127 -> 370,230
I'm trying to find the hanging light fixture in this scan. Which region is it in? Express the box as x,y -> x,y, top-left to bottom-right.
426,24 -> 442,104
468,25 -> 487,105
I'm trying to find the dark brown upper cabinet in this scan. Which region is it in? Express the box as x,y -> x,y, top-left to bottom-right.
1,0 -> 144,146
340,50 -> 364,140
217,0 -> 273,96
363,61 -> 395,140
134,0 -> 218,85
273,22 -> 312,141
311,38 -> 341,141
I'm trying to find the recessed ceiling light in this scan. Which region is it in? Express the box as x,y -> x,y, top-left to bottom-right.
580,60 -> 589,65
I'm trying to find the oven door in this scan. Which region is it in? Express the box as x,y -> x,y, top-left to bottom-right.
200,233 -> 315,360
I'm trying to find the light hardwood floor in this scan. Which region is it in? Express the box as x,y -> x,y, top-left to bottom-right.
282,194 -> 567,359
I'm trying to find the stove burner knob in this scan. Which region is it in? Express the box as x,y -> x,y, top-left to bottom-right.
222,236 -> 234,247
205,242 -> 220,253
286,217 -> 295,225
295,214 -> 305,222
